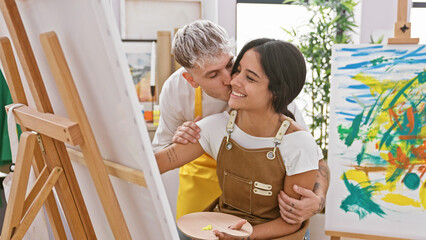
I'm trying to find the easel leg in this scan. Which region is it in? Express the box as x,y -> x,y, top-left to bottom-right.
1,132 -> 37,240
12,167 -> 63,240
0,37 -> 67,240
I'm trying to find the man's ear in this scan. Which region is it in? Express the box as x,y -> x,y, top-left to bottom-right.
182,72 -> 199,88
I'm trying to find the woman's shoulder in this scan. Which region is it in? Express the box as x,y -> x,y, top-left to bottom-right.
283,121 -> 317,150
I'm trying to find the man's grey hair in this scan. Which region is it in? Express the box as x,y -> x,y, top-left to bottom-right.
172,20 -> 234,69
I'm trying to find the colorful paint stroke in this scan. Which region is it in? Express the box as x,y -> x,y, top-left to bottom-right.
326,44 -> 425,239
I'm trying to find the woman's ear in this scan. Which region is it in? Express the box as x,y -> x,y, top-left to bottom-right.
182,72 -> 199,88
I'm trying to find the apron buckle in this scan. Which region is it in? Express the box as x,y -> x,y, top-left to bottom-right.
266,142 -> 279,160
225,133 -> 232,150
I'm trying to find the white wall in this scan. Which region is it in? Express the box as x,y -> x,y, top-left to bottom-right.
217,0 -> 236,40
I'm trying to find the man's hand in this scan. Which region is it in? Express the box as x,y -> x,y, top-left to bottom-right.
213,219 -> 249,240
278,185 -> 324,224
172,116 -> 202,144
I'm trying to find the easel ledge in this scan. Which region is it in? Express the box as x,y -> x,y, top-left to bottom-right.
326,231 -> 410,240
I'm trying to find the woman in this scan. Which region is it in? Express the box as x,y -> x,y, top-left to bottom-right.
156,38 -> 323,239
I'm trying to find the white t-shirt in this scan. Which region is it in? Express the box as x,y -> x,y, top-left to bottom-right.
197,111 -> 323,176
152,68 -> 308,152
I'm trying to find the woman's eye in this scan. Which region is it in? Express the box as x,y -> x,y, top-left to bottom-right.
247,76 -> 255,82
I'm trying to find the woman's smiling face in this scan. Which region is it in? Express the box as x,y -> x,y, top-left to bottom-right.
228,49 -> 273,113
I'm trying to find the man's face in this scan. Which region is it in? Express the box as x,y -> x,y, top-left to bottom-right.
184,53 -> 234,101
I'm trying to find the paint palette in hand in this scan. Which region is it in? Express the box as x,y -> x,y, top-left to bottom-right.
177,212 -> 253,240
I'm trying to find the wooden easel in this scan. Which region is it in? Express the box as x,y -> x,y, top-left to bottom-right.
388,0 -> 419,44
326,0 -> 419,239
0,0 -> 147,239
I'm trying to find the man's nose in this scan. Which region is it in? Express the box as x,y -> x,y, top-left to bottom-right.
223,69 -> 231,85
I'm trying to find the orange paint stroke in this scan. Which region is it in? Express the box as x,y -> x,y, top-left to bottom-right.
412,141 -> 426,162
389,108 -> 403,130
399,135 -> 425,140
406,107 -> 415,134
388,147 -> 410,169
420,167 -> 426,179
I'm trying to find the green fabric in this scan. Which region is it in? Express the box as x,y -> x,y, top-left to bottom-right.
0,70 -> 13,166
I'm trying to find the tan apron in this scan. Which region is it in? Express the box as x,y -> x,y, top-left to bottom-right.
212,110 -> 309,240
176,87 -> 222,220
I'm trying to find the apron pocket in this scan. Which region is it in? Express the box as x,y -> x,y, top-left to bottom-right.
222,170 -> 253,214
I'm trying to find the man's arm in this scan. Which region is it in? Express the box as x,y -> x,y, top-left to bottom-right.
152,74 -> 185,151
278,159 -> 330,224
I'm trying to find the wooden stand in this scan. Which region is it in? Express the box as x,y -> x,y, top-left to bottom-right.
388,0 -> 419,44
325,231 -> 409,240
156,31 -> 172,101
0,0 -> 146,238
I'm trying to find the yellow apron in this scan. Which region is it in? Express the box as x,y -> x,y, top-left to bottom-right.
176,87 -> 222,220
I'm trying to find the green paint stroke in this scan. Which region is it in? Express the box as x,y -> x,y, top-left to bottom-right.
379,123 -> 396,150
344,111 -> 364,147
387,167 -> 404,183
340,173 -> 386,219
418,70 -> 426,83
355,144 -> 366,166
388,75 -> 418,109
370,56 -> 389,66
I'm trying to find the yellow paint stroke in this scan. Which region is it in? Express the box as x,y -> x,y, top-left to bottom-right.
385,165 -> 401,192
380,152 -> 389,161
374,182 -> 387,192
352,73 -> 398,96
382,193 -> 421,207
341,169 -> 370,187
352,72 -> 423,110
420,181 -> 426,210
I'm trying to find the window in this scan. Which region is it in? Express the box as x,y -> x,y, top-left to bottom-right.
411,1 -> 426,43
236,2 -> 310,53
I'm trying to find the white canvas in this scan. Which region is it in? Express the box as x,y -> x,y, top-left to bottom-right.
0,0 -> 178,239
326,44 -> 426,239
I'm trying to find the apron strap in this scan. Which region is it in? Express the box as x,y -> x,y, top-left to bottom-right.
273,119 -> 291,144
267,119 -> 291,160
226,110 -> 238,134
194,86 -> 202,117
224,110 -> 238,148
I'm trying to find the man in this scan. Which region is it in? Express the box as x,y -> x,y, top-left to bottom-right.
152,20 -> 329,238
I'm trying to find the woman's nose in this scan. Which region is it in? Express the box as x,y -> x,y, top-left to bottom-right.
230,73 -> 241,86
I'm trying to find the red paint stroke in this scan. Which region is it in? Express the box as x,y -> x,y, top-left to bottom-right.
406,107 -> 415,134
389,108 -> 403,130
388,146 -> 410,169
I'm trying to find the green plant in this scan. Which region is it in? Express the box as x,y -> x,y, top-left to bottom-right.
283,0 -> 358,158
370,34 -> 384,44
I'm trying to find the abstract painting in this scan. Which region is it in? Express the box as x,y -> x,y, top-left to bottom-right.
123,41 -> 155,102
326,44 -> 426,239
